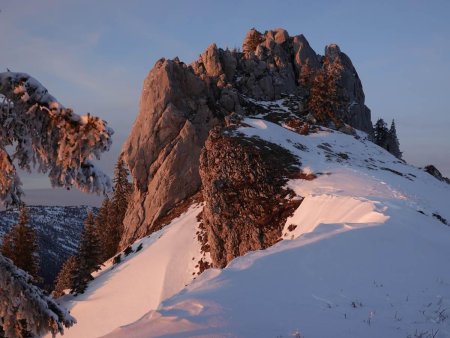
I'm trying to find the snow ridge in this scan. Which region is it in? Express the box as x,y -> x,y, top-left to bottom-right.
55,118 -> 450,338
104,119 -> 450,338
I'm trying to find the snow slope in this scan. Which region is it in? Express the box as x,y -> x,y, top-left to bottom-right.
101,118 -> 450,338
51,203 -> 208,338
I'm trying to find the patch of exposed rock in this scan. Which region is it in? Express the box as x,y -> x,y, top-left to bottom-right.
199,126 -> 302,268
424,165 -> 450,185
120,27 -> 373,248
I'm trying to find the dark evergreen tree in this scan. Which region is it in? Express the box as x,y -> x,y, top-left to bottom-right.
373,118 -> 402,159
71,212 -> 102,294
95,196 -> 116,261
388,119 -> 402,159
53,256 -> 77,298
94,157 -> 131,262
374,118 -> 389,146
0,206 -> 40,282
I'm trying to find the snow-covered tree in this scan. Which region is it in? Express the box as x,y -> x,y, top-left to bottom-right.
53,256 -> 77,298
71,212 -> 102,294
0,255 -> 75,337
0,206 -> 40,282
0,71 -> 113,207
0,71 -> 112,336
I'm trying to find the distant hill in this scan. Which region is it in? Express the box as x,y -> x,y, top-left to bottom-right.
0,205 -> 97,289
20,188 -> 103,208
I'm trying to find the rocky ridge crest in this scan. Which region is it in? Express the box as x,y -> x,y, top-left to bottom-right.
120,28 -> 373,266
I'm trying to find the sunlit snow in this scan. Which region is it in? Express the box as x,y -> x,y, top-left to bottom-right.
54,118 -> 450,338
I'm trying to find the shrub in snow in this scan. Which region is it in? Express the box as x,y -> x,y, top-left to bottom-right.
112,254 -> 122,265
124,246 -> 133,257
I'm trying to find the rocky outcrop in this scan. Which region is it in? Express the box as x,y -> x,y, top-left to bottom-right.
424,165 -> 450,184
324,44 -> 372,134
120,28 -> 373,248
199,126 -> 302,268
209,28 -> 371,133
120,58 -> 220,246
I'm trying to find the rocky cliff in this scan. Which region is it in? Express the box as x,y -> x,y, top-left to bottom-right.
120,59 -> 221,244
120,28 -> 373,259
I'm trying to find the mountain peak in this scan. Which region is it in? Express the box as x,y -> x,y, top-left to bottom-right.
121,28 -> 373,248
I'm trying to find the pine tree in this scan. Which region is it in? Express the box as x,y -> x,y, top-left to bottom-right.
373,118 -> 402,159
94,157 -> 132,261
71,212 -> 102,294
307,56 -> 346,127
53,256 -> 77,298
373,118 -> 389,146
110,157 -> 132,235
388,119 -> 402,159
95,197 -> 115,261
0,206 -> 40,283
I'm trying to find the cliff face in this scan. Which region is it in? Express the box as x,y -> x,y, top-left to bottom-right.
120,28 -> 373,250
121,59 -> 220,246
324,44 -> 372,134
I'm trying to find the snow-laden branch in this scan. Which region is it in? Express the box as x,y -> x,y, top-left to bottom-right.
0,72 -> 114,206
0,255 -> 76,337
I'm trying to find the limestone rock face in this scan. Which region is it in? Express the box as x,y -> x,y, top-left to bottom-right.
199,127 -> 302,268
120,28 -> 374,249
292,34 -> 321,79
324,44 -> 372,134
237,30 -> 372,134
120,58 -> 220,246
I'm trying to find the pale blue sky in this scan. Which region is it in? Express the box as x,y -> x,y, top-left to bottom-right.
0,0 -> 449,203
